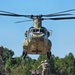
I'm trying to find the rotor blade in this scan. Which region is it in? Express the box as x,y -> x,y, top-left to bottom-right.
42,13 -> 72,17
0,13 -> 33,18
0,10 -> 34,18
43,17 -> 75,20
15,20 -> 32,23
0,13 -> 20,16
0,10 -> 19,14
48,9 -> 75,15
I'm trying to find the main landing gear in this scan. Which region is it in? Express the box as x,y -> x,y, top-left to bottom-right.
22,51 -> 27,59
47,51 -> 51,60
22,50 -> 51,60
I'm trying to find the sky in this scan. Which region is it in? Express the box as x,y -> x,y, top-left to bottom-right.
0,0 -> 75,59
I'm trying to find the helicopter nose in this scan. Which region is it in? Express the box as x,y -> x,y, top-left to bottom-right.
31,32 -> 44,38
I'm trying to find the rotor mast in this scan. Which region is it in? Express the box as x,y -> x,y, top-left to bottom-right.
33,17 -> 42,28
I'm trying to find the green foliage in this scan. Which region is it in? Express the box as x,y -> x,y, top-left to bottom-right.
1,46 -> 75,75
3,47 -> 14,64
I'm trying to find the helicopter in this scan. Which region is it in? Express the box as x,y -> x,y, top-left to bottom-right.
0,9 -> 75,59
22,17 -> 52,59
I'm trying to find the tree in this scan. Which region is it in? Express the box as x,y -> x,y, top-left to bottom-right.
64,53 -> 75,75
3,47 -> 14,63
1,46 -> 75,75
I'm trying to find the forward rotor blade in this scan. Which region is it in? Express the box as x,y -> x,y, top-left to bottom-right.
0,10 -> 34,18
0,13 -> 32,18
0,9 -> 75,19
15,20 -> 32,23
43,17 -> 75,20
42,13 -> 72,17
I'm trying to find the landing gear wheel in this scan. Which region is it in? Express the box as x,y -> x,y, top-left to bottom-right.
22,51 -> 27,59
47,51 -> 51,60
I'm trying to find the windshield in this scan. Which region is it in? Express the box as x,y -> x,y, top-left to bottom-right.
40,29 -> 45,33
29,28 -> 45,33
28,27 -> 48,39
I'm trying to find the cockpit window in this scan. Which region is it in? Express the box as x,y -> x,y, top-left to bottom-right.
33,29 -> 38,32
29,28 -> 39,32
36,29 -> 39,32
40,29 -> 45,33
29,28 -> 46,33
33,29 -> 36,32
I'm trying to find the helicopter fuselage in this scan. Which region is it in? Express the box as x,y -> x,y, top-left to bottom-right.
23,37 -> 51,54
22,18 -> 52,55
23,26 -> 52,54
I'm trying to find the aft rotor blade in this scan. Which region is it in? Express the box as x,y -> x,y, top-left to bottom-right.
15,20 -> 32,23
0,13 -> 21,17
48,9 -> 75,15
0,10 -> 19,14
43,17 -> 75,20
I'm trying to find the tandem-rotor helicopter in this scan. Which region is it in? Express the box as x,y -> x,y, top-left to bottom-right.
0,9 -> 75,59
